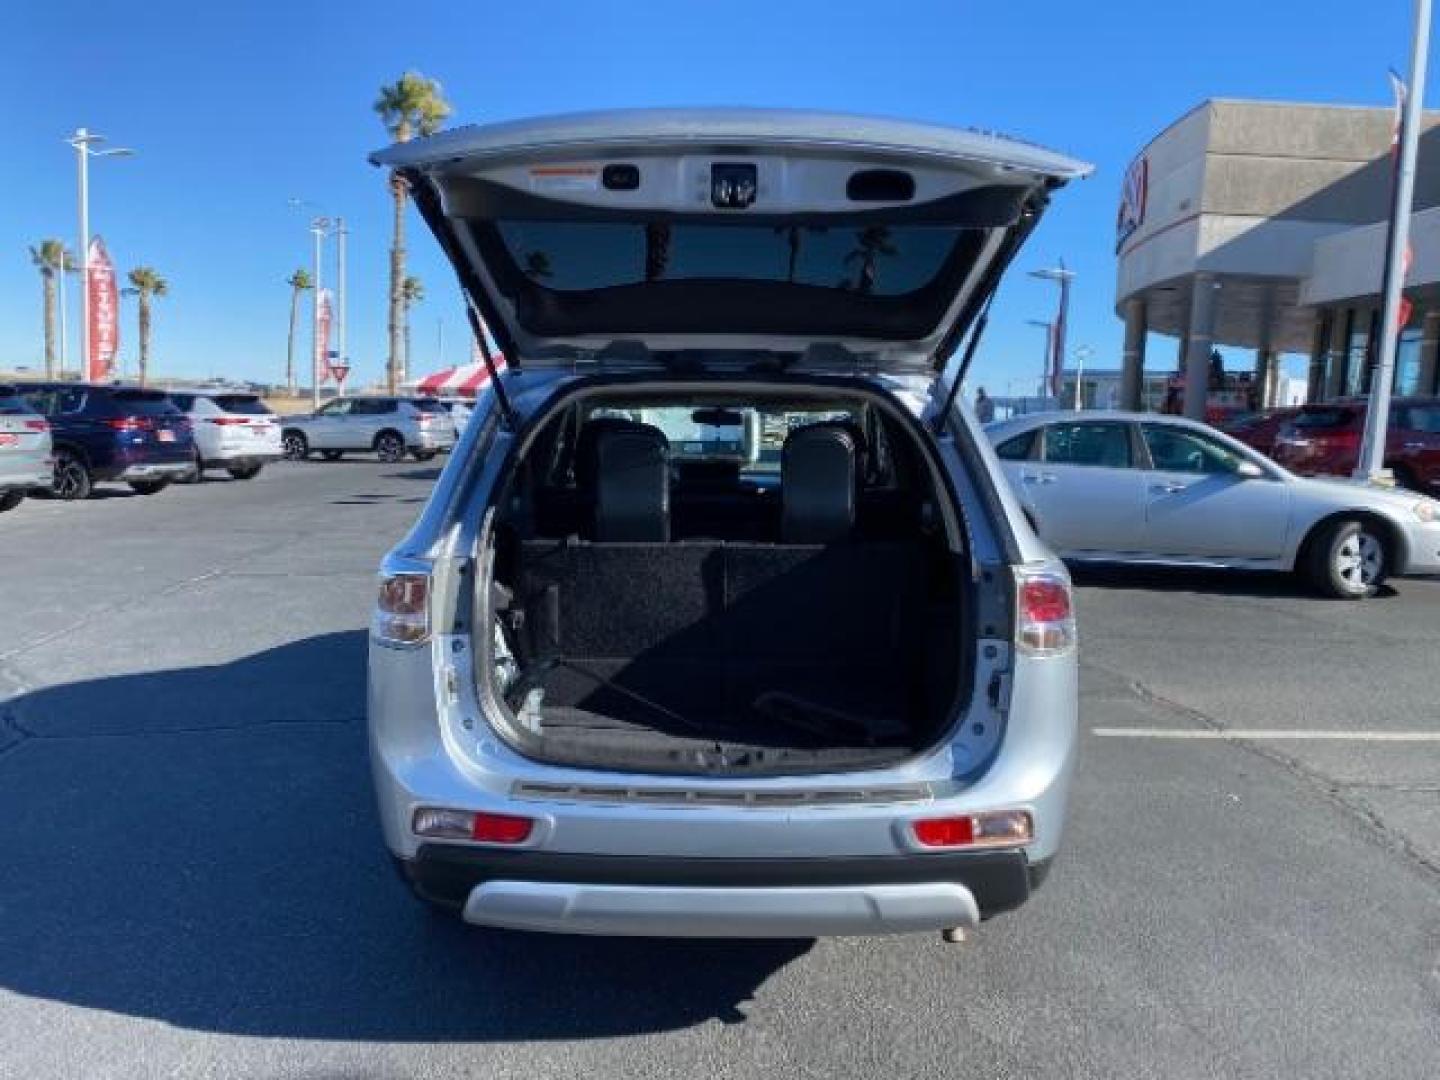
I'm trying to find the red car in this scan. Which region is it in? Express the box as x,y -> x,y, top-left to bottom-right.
1272,398 -> 1440,493
1221,407 -> 1303,458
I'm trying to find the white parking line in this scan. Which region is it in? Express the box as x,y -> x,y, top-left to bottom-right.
1092,728 -> 1440,741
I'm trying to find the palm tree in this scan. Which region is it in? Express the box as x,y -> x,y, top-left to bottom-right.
123,267 -> 168,386
29,239 -> 74,377
400,274 -> 425,381
374,72 -> 451,392
284,268 -> 313,394
843,226 -> 898,295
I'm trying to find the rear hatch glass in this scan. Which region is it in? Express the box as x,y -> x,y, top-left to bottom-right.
111,390 -> 181,416
410,399 -> 447,413
213,394 -> 273,415
0,387 -> 31,415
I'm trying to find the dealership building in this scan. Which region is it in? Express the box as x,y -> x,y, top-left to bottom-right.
1114,98 -> 1440,416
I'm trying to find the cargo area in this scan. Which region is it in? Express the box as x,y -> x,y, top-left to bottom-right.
480,383 -> 972,775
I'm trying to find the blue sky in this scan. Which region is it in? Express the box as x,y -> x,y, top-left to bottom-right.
2,1 -> 1431,391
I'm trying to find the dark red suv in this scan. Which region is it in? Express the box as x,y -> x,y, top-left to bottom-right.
1272,398 -> 1440,493
1221,407 -> 1303,458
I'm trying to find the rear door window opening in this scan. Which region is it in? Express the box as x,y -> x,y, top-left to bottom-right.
464,378 -> 986,777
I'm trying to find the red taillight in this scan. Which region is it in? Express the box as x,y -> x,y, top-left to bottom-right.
912,810 -> 1034,849
1317,430 -> 1360,450
411,807 -> 535,845
913,817 -> 975,847
373,571 -> 431,646
23,419 -> 48,432
105,416 -> 154,431
471,813 -> 534,844
1016,570 -> 1076,656
207,417 -> 250,426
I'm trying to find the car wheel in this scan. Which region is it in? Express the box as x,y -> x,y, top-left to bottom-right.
1306,517 -> 1388,599
177,450 -> 205,484
0,491 -> 23,513
52,450 -> 93,501
228,463 -> 263,480
128,479 -> 170,496
321,450 -> 344,462
375,432 -> 405,464
412,450 -> 438,462
282,431 -> 309,460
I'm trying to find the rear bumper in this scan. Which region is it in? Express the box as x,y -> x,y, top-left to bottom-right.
399,846 -> 1045,935
116,461 -> 194,481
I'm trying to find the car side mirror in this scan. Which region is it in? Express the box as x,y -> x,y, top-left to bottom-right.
1236,461 -> 1266,479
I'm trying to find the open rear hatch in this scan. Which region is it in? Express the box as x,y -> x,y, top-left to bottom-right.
371,108 -> 1091,377
373,110 -> 1090,775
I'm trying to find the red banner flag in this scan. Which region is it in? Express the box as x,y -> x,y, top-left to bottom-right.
1390,70 -> 1415,327
315,288 -> 334,380
87,236 -> 120,382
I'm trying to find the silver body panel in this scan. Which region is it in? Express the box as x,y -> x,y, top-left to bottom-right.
0,400 -> 52,493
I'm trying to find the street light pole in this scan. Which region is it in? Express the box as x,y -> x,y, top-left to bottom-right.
311,218 -> 328,410
1030,263 -> 1076,398
1073,346 -> 1095,411
1357,0 -> 1432,481
67,128 -> 133,382
335,217 -> 347,398
1025,319 -> 1054,398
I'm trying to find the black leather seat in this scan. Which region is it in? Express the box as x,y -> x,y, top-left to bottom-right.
593,422 -> 671,541
781,422 -> 861,543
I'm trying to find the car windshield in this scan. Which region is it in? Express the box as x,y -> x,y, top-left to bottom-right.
1292,408 -> 1357,429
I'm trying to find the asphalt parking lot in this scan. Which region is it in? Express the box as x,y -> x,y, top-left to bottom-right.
1,460 -> 1438,1079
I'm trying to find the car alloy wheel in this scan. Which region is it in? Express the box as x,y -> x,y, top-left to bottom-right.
375,433 -> 405,464
1335,530 -> 1383,592
53,452 -> 92,500
282,432 -> 309,460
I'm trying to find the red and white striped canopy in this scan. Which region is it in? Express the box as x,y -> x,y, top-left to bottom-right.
414,355 -> 507,397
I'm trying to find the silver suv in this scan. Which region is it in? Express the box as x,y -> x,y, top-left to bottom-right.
0,384 -> 52,513
367,109 -> 1088,941
281,396 -> 456,463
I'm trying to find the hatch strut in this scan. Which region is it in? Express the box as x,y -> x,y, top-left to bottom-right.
468,304 -> 517,430
930,289 -> 998,434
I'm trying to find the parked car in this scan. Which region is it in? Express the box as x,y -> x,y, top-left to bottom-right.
435,397 -> 473,431
17,383 -> 196,500
367,108 -> 1090,941
1272,398 -> 1440,494
167,389 -> 282,481
0,384 -> 52,513
988,411 -> 1440,598
1220,406 -> 1302,458
281,396 -> 456,463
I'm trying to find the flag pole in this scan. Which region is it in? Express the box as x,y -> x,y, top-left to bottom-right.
1358,0 -> 1432,481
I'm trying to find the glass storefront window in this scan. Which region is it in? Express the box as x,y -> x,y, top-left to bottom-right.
1396,328 -> 1421,396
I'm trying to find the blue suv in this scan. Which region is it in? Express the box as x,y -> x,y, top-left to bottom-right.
18,383 -> 196,500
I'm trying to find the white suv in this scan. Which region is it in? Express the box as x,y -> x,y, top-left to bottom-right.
367,109 -> 1088,941
168,390 -> 282,481
282,396 -> 457,463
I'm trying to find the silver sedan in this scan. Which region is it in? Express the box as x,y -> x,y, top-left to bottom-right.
986,411 -> 1440,599
0,385 -> 51,513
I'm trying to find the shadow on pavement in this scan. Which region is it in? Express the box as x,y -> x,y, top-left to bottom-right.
0,630 -> 807,1041
1069,564 -> 1398,600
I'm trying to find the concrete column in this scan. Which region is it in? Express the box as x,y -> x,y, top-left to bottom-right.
1306,312 -> 1330,404
1253,349 -> 1278,409
1418,308 -> 1440,396
1184,274 -> 1217,421
1120,297 -> 1147,411
1325,308 -> 1351,400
